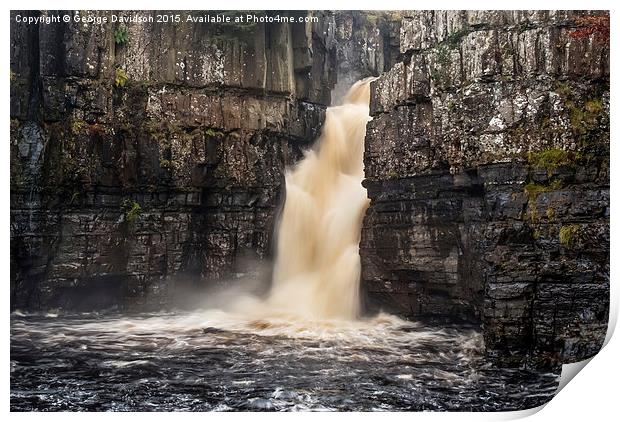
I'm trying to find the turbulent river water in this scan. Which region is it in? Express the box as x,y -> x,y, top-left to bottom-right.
11,80 -> 560,411
11,310 -> 559,411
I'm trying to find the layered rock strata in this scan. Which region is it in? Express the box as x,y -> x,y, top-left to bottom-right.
361,10 -> 609,365
10,10 -> 342,309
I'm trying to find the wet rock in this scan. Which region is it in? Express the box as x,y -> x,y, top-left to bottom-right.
9,11 -> 350,310
362,10 -> 609,366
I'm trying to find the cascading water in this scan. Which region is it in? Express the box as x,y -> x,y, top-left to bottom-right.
268,78 -> 374,320
10,80 -> 561,411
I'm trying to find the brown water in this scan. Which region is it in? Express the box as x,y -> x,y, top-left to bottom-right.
198,78 -> 379,329
268,78 -> 373,320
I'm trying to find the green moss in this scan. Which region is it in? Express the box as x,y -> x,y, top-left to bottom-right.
527,205 -> 539,222
565,98 -> 604,139
528,148 -> 579,171
524,179 -> 563,202
549,179 -> 563,190
585,98 -> 603,114
554,79 -> 606,143
122,199 -> 142,223
145,120 -> 183,143
144,120 -> 165,140
114,26 -> 129,45
447,100 -> 456,112
567,101 -> 586,135
524,182 -> 548,197
367,14 -> 379,24
555,81 -> 571,97
546,207 -> 556,219
205,128 -> 223,137
115,68 -> 128,88
559,224 -> 580,248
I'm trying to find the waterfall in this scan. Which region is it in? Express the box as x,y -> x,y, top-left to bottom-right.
266,78 -> 374,320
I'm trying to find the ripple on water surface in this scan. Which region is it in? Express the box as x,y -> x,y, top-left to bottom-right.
10,310 -> 560,411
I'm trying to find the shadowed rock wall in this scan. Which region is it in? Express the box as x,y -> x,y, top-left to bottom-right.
361,10 -> 609,365
10,10 -> 399,310
10,10 -> 342,309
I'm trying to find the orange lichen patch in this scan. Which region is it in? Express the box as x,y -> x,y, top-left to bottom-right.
570,14 -> 609,44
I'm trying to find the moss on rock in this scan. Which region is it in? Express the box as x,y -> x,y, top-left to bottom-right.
527,149 -> 579,172
559,224 -> 581,248
122,199 -> 142,223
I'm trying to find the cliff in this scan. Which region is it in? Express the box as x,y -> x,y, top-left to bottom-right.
361,10 -> 609,365
10,11 -> 397,309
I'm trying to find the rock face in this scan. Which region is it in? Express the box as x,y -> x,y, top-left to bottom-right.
362,10 -> 609,365
10,10 -> 400,311
331,12 -> 401,100
10,11 -> 342,309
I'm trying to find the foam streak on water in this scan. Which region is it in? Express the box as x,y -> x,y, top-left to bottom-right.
10,311 -> 560,411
